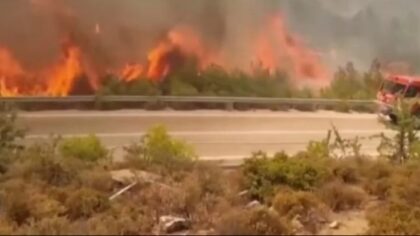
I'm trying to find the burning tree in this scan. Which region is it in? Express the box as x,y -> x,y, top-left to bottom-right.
0,0 -> 330,97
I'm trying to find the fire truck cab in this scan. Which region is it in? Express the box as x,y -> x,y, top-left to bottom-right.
377,75 -> 420,124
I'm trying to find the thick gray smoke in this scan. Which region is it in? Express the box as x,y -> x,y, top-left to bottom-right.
1,0 -> 420,73
280,0 -> 420,72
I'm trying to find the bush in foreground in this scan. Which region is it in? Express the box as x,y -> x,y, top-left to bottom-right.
59,135 -> 108,162
242,151 -> 330,202
317,180 -> 367,212
5,105 -> 420,235
367,202 -> 420,235
272,189 -> 329,234
124,125 -> 197,173
65,188 -> 110,220
215,207 -> 292,235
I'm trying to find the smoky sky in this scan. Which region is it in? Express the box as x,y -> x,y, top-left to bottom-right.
1,0 -> 420,72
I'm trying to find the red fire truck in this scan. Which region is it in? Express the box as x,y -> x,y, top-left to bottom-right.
377,75 -> 420,124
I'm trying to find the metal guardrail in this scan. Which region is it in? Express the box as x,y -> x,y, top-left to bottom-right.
0,95 -> 376,105
0,95 -> 378,112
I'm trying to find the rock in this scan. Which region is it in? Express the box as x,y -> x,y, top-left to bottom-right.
329,221 -> 340,229
159,215 -> 190,234
246,200 -> 262,209
110,169 -> 160,185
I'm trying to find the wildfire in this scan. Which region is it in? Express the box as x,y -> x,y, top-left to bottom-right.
0,41 -> 83,96
117,25 -> 220,82
45,41 -> 83,96
0,48 -> 24,78
121,64 -> 144,81
0,10 -> 330,97
255,14 -> 329,79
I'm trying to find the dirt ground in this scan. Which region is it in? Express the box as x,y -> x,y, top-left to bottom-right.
319,197 -> 379,235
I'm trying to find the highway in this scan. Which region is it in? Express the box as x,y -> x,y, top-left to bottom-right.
17,110 -> 391,163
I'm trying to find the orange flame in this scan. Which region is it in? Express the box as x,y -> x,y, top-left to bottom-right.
0,48 -> 24,78
0,41 -> 82,97
255,14 -> 329,79
0,48 -> 27,96
121,64 -> 144,81
0,11 -> 330,97
118,26 -> 221,81
45,41 -> 83,96
146,40 -> 173,80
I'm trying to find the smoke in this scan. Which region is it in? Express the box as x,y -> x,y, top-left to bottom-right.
1,0 -> 420,77
279,0 -> 420,72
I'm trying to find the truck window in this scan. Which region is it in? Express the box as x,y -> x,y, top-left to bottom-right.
382,80 -> 406,95
405,85 -> 420,98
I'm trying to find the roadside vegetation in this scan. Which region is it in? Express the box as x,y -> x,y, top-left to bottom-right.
80,61 -> 382,113
10,61 -> 384,113
97,60 -> 383,100
2,101 -> 420,235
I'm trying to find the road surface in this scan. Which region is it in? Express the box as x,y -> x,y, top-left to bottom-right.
18,110 -> 391,163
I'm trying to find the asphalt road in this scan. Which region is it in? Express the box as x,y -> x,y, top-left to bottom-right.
18,110 -> 391,163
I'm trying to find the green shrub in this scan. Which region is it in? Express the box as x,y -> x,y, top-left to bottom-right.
0,104 -> 26,174
242,152 -> 329,201
124,125 -> 197,172
169,76 -> 200,96
215,207 -> 292,235
305,139 -> 331,160
126,79 -> 161,95
95,59 -> 382,101
59,135 -> 108,162
6,141 -> 81,186
0,104 -> 25,152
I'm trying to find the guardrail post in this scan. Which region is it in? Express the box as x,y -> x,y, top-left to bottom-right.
226,102 -> 234,111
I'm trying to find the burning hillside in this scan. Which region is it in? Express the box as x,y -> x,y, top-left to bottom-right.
0,0 -> 330,96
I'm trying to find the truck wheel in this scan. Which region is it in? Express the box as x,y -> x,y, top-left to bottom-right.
389,114 -> 398,125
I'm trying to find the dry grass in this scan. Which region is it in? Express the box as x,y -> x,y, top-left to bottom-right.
272,189 -> 330,234
215,207 -> 292,235
317,180 -> 367,212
